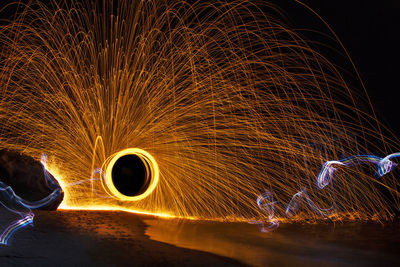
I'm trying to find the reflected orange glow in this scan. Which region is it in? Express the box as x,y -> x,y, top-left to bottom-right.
59,205 -> 178,219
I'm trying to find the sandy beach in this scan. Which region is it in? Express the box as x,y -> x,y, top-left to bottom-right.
1,210 -> 399,266
0,210 -> 242,266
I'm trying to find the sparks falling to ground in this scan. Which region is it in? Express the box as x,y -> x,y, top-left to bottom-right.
0,0 -> 399,228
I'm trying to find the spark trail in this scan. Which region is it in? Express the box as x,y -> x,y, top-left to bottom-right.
255,153 -> 400,232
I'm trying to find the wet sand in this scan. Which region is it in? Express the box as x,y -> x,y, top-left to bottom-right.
0,210 -> 242,266
146,218 -> 400,266
1,210 -> 399,266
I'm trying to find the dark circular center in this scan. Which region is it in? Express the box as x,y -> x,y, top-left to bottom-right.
111,154 -> 150,197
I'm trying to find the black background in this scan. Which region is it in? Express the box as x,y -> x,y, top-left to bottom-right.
281,0 -> 400,138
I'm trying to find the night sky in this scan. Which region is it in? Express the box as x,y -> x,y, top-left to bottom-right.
285,0 -> 400,138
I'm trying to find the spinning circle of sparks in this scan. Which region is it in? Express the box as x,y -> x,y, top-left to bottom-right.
103,148 -> 160,201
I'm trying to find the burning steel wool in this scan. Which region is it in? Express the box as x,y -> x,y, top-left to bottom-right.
0,0 -> 399,244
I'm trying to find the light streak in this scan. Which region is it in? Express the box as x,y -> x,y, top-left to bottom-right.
0,182 -> 34,245
0,154 -> 62,245
255,153 -> 400,232
249,191 -> 280,232
0,213 -> 33,245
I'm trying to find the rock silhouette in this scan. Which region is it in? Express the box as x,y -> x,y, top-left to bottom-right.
0,149 -> 63,210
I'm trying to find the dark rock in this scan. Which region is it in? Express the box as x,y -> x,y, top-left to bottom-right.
0,149 -> 63,210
